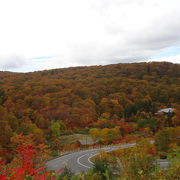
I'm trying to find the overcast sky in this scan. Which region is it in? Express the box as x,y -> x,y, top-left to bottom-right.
0,0 -> 180,72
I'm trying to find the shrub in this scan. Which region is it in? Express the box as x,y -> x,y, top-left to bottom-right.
155,127 -> 180,152
117,139 -> 156,180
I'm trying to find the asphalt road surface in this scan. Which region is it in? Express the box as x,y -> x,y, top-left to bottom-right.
46,141 -> 169,174
46,143 -> 136,174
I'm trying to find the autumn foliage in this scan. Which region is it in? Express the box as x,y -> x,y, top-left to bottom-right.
0,62 -> 180,160
0,145 -> 60,180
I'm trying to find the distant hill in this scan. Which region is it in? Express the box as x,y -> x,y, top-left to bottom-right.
0,62 -> 180,156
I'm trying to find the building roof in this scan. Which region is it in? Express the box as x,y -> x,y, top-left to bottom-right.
157,108 -> 174,113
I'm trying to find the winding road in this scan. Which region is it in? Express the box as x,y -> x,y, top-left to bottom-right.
46,141 -> 169,174
46,143 -> 136,174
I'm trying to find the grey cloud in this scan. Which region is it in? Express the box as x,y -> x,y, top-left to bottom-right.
51,0 -> 180,68
10,0 -> 180,71
91,0 -> 180,60
0,54 -> 28,70
56,0 -> 180,67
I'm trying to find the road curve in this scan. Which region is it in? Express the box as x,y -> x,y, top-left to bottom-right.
46,143 -> 136,174
46,141 -> 169,174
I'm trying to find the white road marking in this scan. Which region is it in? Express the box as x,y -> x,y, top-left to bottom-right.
88,153 -> 98,165
77,154 -> 91,169
87,147 -> 119,165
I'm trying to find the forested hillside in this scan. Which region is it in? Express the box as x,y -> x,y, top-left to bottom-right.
0,62 -> 180,159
